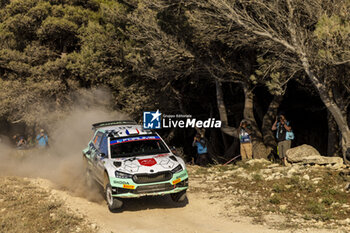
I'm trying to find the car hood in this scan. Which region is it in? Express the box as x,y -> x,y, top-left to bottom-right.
111,153 -> 181,174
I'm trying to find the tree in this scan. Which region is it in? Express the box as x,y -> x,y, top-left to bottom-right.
181,0 -> 298,159
194,0 -> 350,163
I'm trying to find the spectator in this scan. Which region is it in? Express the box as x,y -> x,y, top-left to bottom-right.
239,120 -> 253,160
16,136 -> 27,149
36,129 -> 49,148
12,135 -> 18,147
272,113 -> 294,165
192,133 -> 209,166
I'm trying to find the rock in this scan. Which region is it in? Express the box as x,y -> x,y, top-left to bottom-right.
279,204 -> 287,211
345,183 -> 350,191
286,144 -> 320,162
287,167 -> 298,176
339,218 -> 350,224
312,177 -> 323,184
91,224 -> 97,229
286,144 -> 344,165
331,163 -> 346,169
303,174 -> 310,180
267,164 -> 280,168
245,159 -> 270,165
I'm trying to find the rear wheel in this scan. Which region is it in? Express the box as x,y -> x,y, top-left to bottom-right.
170,190 -> 187,202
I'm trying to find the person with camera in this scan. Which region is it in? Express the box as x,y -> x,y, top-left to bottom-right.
36,129 -> 49,149
239,120 -> 253,160
192,133 -> 209,166
272,113 -> 294,165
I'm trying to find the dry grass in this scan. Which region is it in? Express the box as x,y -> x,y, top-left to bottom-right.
0,176 -> 93,233
188,162 -> 350,229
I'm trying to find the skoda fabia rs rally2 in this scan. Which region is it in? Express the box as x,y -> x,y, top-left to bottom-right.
82,120 -> 189,211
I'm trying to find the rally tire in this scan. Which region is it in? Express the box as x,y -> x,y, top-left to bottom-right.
105,184 -> 123,211
170,190 -> 187,202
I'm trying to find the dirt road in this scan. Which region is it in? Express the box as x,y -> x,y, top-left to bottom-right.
31,178 -> 336,233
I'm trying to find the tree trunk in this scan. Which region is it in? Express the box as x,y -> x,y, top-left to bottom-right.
327,111 -> 340,157
215,80 -> 238,137
216,80 -> 282,160
262,95 -> 283,148
300,56 -> 350,163
242,84 -> 271,159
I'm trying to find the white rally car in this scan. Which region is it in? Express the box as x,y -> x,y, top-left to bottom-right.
83,120 -> 188,211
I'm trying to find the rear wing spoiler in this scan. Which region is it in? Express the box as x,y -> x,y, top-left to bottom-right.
92,120 -> 137,130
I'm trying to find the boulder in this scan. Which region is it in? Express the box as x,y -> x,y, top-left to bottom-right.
286,144 -> 343,165
286,144 -> 320,162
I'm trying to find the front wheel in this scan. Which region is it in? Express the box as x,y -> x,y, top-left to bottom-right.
170,190 -> 187,202
105,184 -> 123,211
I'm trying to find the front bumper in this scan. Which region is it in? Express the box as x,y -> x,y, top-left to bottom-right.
109,170 -> 189,198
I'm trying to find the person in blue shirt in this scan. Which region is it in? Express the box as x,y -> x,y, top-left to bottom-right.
36,129 -> 49,148
272,113 -> 293,165
239,120 -> 253,160
192,133 -> 209,166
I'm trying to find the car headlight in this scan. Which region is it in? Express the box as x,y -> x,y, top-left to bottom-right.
171,164 -> 183,173
115,171 -> 133,179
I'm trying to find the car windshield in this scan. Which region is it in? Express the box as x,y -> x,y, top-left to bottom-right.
110,135 -> 169,158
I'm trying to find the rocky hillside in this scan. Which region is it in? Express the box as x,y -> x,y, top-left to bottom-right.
188,159 -> 350,231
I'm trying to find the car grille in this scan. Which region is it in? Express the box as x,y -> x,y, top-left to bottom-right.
132,172 -> 172,184
135,183 -> 174,194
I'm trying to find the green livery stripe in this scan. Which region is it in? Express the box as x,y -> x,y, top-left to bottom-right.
113,187 -> 188,198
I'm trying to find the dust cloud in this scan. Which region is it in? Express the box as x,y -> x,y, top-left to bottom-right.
0,88 -> 129,202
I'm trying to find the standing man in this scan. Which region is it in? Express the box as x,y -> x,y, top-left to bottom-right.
36,129 -> 48,148
192,133 -> 209,166
272,113 -> 293,165
239,120 -> 253,161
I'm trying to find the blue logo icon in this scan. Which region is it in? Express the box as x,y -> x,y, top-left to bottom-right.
143,110 -> 161,129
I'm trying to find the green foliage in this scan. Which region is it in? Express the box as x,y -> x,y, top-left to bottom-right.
37,16 -> 79,51
5,0 -> 38,16
314,13 -> 350,63
252,173 -> 262,181
0,0 -> 10,8
269,196 -> 281,204
272,184 -> 285,193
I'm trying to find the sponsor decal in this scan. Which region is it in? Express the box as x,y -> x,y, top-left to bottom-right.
155,153 -> 168,158
138,158 -> 157,167
143,110 -> 161,129
110,136 -> 160,145
114,181 -> 129,185
94,135 -> 98,144
172,178 -> 181,185
123,184 -> 135,189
